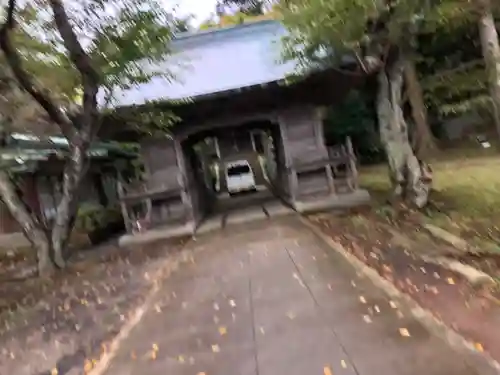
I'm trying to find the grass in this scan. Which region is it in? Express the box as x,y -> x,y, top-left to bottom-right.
360,150 -> 500,247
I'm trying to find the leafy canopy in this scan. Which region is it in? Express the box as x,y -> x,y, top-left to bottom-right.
278,0 -> 479,70
2,0 -> 177,113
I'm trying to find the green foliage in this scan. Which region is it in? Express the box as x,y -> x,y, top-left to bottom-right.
416,1 -> 499,118
199,19 -> 219,30
278,0 -> 428,71
222,0 -> 266,15
279,0 -> 498,123
86,0 -> 176,101
2,0 -> 178,114
324,90 -> 384,164
76,203 -> 122,231
198,8 -> 277,30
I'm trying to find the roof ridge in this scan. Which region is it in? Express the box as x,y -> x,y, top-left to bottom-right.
173,19 -> 280,42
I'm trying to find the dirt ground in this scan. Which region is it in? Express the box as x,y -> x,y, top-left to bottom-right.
308,203 -> 500,362
360,153 -> 500,280
0,238 -> 187,374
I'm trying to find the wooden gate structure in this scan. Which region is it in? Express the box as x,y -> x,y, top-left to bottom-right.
102,20 -> 370,236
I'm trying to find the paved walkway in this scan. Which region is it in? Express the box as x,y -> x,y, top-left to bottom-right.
197,190 -> 293,234
104,216 -> 497,375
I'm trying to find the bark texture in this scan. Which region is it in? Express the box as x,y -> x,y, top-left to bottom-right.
376,53 -> 432,208
403,59 -> 436,158
0,0 -> 100,275
0,171 -> 53,276
477,0 -> 500,136
51,141 -> 88,267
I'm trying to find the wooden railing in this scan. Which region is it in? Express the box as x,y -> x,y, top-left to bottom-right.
117,173 -> 187,233
284,137 -> 359,193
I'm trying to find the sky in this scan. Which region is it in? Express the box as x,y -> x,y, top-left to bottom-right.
166,0 -> 218,26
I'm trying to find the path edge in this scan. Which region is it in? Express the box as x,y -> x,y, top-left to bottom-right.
300,216 -> 500,373
88,244 -> 195,375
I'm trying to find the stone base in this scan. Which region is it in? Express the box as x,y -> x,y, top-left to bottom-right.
0,232 -> 30,250
118,221 -> 195,247
292,189 -> 370,214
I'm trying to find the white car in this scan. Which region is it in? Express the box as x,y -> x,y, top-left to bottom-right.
225,160 -> 257,195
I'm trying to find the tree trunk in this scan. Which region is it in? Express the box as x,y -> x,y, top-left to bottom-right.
0,170 -> 54,276
51,140 -> 87,268
477,0 -> 500,137
376,52 -> 432,208
403,58 -> 436,158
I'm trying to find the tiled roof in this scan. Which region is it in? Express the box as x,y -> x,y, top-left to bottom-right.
111,20 -> 297,107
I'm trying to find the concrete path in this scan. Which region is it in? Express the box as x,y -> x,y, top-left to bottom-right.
197,190 -> 293,234
103,216 -> 497,375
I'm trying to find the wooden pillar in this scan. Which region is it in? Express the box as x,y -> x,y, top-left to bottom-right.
117,175 -> 133,233
346,136 -> 358,191
314,107 -> 335,194
93,174 -> 109,207
174,138 -> 194,224
278,106 -> 331,203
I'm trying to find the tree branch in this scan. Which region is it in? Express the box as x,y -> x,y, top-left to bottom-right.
48,0 -> 100,142
0,0 -> 76,140
48,0 -> 99,86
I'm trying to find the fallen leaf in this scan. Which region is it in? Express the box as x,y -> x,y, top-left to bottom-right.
229,299 -> 236,307
363,315 -> 372,323
351,280 -> 357,287
430,286 -> 439,295
152,343 -> 159,352
327,284 -> 333,291
341,360 -> 347,368
84,359 -> 93,373
213,303 -> 220,311
218,326 -> 227,335
178,355 -> 185,363
382,264 -> 392,273
259,326 -> 265,335
433,272 -> 440,279
359,296 -> 367,304
324,366 -> 333,375
474,343 -> 484,352
155,304 -> 161,313
374,305 -> 381,313
389,301 -> 397,309
399,328 -> 410,337
420,267 -> 427,274
212,344 -> 220,353
150,351 -> 157,360
447,277 -> 455,285
51,368 -> 58,375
